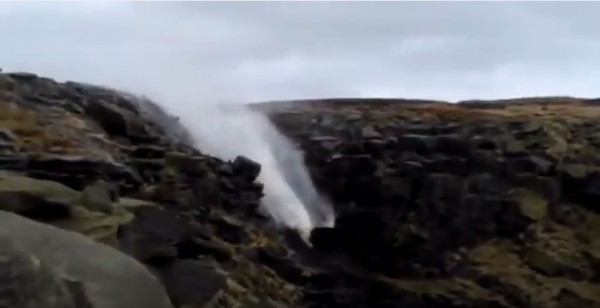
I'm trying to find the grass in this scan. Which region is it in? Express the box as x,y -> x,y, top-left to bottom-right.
0,101 -> 117,159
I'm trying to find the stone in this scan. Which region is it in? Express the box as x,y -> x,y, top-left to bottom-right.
470,150 -> 502,173
560,164 -> 588,179
397,134 -> 435,154
118,207 -> 192,263
130,145 -> 167,159
521,247 -> 568,276
469,135 -> 498,150
165,153 -> 208,176
178,237 -> 234,261
513,190 -> 548,221
0,172 -> 78,221
581,173 -> 600,213
26,154 -> 141,189
425,157 -> 468,175
80,180 -> 115,213
114,197 -> 157,209
0,231 -> 88,308
327,154 -> 377,177
84,99 -> 153,142
505,155 -> 553,176
0,128 -> 16,142
360,125 -> 382,139
504,139 -> 527,157
0,211 -> 174,308
232,155 -> 261,182
433,134 -> 469,156
467,174 -> 507,196
7,72 -> 38,81
159,259 -> 228,307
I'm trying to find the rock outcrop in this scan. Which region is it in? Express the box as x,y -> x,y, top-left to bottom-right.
0,71 -> 299,307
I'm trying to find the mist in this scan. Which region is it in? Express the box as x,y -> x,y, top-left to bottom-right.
163,101 -> 335,237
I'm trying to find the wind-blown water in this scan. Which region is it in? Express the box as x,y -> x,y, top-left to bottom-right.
153,100 -> 335,238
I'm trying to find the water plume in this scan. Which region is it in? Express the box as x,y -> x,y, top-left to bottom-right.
170,101 -> 335,238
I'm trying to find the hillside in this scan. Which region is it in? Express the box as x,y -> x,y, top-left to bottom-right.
0,71 -> 599,308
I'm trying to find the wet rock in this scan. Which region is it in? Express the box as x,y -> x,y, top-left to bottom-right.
232,155 -> 261,182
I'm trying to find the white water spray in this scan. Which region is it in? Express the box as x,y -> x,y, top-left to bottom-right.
163,101 -> 335,238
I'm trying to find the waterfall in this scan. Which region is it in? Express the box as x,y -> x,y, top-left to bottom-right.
161,100 -> 335,238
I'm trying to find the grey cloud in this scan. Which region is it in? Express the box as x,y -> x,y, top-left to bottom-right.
2,2 -> 600,103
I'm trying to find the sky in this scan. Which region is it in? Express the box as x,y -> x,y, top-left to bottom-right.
1,2 -> 600,105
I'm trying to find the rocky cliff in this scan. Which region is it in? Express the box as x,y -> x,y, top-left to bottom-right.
254,98 -> 600,307
0,71 -> 598,308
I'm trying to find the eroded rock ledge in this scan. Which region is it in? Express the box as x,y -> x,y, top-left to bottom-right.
0,70 -> 599,308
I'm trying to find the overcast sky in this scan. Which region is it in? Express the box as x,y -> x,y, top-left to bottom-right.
1,2 -> 600,105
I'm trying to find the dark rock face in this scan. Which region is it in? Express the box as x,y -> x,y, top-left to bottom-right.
257,99 -> 600,307
232,155 -> 261,182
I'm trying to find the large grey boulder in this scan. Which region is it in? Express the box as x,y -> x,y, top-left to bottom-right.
0,211 -> 174,308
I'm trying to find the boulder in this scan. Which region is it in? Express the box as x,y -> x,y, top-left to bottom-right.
232,155 -> 261,182
0,231 -> 88,308
80,180 -> 115,214
159,259 -> 228,307
84,99 -> 154,142
0,211 -> 174,308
